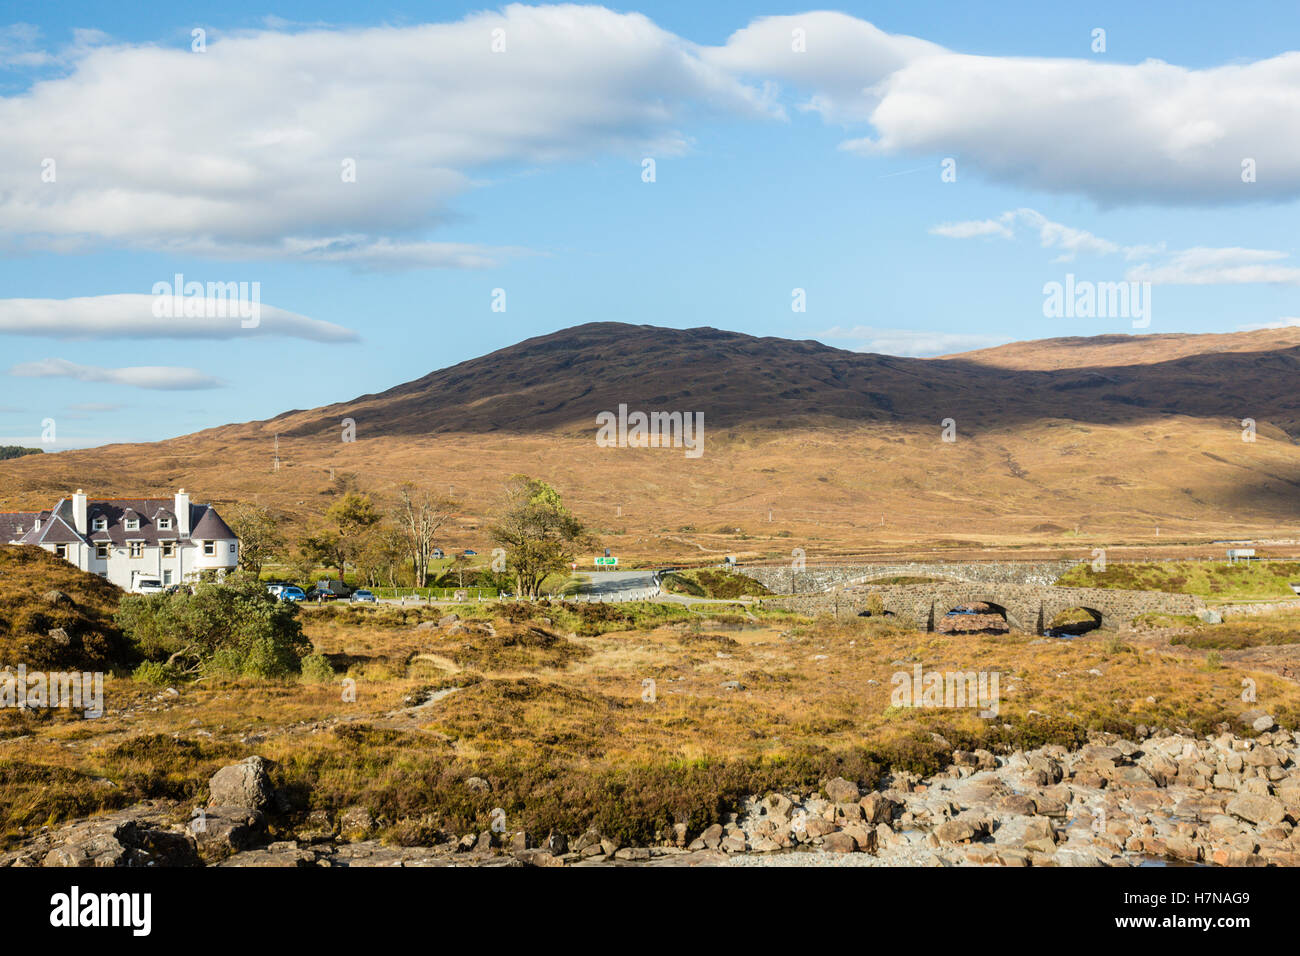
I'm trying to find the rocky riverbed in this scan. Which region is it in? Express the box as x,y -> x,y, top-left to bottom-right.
4,716 -> 1298,868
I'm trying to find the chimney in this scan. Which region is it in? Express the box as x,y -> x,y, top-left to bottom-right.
175,488 -> 191,536
72,489 -> 88,535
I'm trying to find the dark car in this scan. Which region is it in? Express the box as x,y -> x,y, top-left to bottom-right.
308,579 -> 352,601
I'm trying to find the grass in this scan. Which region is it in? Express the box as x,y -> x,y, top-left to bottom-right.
0,545 -> 134,672
1058,560 -> 1300,602
3,599 -> 1297,850
1168,610 -> 1300,650
660,568 -> 771,599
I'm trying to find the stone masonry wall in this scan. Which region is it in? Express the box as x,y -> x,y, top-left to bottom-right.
762,582 -> 1205,632
736,560 -> 1081,595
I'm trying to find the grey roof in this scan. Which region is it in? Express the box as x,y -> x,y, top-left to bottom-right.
190,505 -> 236,541
8,496 -> 236,548
0,512 -> 40,543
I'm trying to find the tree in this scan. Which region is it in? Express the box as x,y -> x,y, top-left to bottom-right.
299,529 -> 344,579
227,504 -> 284,578
326,492 -> 379,579
395,484 -> 456,587
355,526 -> 408,587
449,553 -> 471,588
489,475 -> 590,598
116,578 -> 310,678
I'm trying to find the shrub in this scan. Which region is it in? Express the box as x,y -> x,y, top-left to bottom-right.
299,653 -> 335,684
131,661 -> 178,686
117,578 -> 312,680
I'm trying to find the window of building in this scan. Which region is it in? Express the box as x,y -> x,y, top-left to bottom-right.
92,516 -> 107,531
125,518 -> 140,531
162,541 -> 175,557
55,544 -> 67,558
129,541 -> 144,558
96,544 -> 109,559
229,543 -> 236,554
203,541 -> 215,556
158,517 -> 172,530
163,570 -> 173,585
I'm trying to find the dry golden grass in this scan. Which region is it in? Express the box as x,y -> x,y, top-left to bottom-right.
3,602 -> 1297,847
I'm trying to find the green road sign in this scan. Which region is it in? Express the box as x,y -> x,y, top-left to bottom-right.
594,556 -> 618,566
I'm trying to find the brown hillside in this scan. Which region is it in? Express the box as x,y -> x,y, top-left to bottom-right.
2,323 -> 1300,563
948,327 -> 1300,371
0,545 -> 131,672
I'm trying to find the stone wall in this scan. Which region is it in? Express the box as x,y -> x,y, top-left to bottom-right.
1219,599 -> 1300,620
735,560 -> 1080,595
761,582 -> 1205,632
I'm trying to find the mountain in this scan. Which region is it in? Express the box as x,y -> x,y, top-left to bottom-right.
3,322 -> 1300,562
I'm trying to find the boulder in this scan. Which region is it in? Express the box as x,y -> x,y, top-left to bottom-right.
934,818 -> 980,844
1226,793 -> 1286,827
192,807 -> 266,857
821,831 -> 857,853
339,806 -> 375,836
825,777 -> 861,803
859,792 -> 897,825
208,756 -> 274,812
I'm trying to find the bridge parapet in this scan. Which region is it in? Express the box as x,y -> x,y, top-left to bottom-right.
734,560 -> 1080,595
761,581 -> 1204,632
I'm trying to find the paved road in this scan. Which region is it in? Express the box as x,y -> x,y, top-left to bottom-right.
569,570 -> 661,601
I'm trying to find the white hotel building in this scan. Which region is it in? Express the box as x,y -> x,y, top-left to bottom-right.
0,489 -> 239,590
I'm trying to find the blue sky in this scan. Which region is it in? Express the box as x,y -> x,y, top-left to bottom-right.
1,2 -> 1297,448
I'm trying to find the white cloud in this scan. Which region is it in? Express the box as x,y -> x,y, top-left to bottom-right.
933,208 -> 1299,284
1125,248 -> 1300,285
703,14 -> 1300,205
931,208 -> 1128,260
0,5 -> 773,261
8,358 -> 223,389
0,294 -> 358,341
930,219 -> 1013,240
816,325 -> 1007,357
703,13 -> 943,123
839,51 -> 1300,203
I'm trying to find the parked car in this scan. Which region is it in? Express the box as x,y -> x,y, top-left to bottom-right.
463,549 -> 477,556
432,548 -> 444,559
278,586 -> 307,603
350,589 -> 377,603
308,579 -> 352,601
130,575 -> 165,595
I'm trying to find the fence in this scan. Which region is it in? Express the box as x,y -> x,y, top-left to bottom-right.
371,587 -> 499,601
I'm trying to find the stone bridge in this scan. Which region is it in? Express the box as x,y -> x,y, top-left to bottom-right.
735,561 -> 1080,595
762,581 -> 1205,632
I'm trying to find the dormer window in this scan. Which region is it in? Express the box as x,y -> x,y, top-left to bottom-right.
92,516 -> 107,532
125,518 -> 140,531
158,517 -> 172,530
